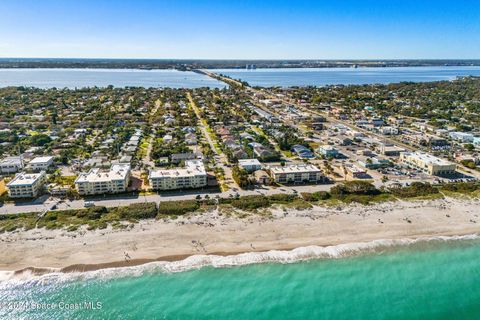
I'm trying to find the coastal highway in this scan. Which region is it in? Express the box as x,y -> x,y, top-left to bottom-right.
0,183 -> 336,215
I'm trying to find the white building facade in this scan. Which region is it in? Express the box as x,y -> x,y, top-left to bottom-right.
28,156 -> 55,172
238,159 -> 262,173
0,156 -> 24,174
7,171 -> 47,198
400,152 -> 456,175
267,164 -> 325,184
149,160 -> 207,190
75,164 -> 131,195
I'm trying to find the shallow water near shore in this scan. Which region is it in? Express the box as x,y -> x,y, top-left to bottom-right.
2,236 -> 480,319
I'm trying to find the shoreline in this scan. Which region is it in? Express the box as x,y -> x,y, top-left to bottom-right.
13,232 -> 480,278
1,197 -> 480,277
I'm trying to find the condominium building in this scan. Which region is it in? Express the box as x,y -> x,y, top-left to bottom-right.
75,164 -> 131,195
267,164 -> 325,184
149,160 -> 207,190
399,152 -> 456,176
28,156 -> 55,172
7,171 -> 47,198
0,156 -> 24,174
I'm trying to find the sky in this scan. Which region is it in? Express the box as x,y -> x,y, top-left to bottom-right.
0,0 -> 479,59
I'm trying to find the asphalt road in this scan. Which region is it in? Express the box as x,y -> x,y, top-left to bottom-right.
0,183 -> 335,215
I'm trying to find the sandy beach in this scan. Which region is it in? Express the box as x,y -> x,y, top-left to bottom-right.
1,197 -> 479,273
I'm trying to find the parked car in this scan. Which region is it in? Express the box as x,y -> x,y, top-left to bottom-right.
84,201 -> 95,208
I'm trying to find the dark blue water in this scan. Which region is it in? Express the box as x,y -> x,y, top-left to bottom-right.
214,66 -> 480,87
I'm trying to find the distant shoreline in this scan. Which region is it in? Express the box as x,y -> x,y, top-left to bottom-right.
0,58 -> 480,70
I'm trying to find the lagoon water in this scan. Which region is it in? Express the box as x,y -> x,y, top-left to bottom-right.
214,66 -> 480,87
2,237 -> 480,319
1,66 -> 480,89
0,68 -> 225,89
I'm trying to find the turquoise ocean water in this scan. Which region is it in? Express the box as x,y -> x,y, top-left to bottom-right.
1,237 -> 480,319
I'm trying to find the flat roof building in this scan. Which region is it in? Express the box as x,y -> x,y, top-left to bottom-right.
344,164 -> 367,179
7,171 -> 46,198
267,164 -> 325,184
380,144 -> 406,157
238,159 -> 262,173
28,156 -> 55,172
75,164 -> 131,195
0,156 -> 24,174
400,152 -> 456,176
149,160 -> 207,191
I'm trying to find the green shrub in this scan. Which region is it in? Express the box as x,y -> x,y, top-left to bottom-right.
268,193 -> 298,203
158,200 -> 199,216
115,202 -> 158,220
301,191 -> 331,202
390,182 -> 438,198
441,182 -> 480,193
219,197 -> 234,204
87,211 -> 103,220
231,195 -> 270,211
331,181 -> 379,196
45,212 -> 57,221
2,223 -> 18,232
45,221 -> 58,229
75,210 -> 88,218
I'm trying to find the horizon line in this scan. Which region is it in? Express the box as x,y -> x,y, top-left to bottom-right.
1,57 -> 480,61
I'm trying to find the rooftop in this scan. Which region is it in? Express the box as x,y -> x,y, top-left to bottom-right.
402,152 -> 453,166
238,159 -> 262,166
7,171 -> 45,187
149,160 -> 206,179
268,164 -> 321,174
75,164 -> 131,183
318,145 -> 337,151
0,156 -> 23,165
29,156 -> 54,164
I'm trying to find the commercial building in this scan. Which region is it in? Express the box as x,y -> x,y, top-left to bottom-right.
6,171 -> 46,198
380,144 -> 406,157
149,160 -> 207,190
0,156 -> 24,174
75,164 -> 131,195
267,164 -> 325,184
399,152 -> 456,176
28,156 -> 55,172
238,159 -> 262,173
